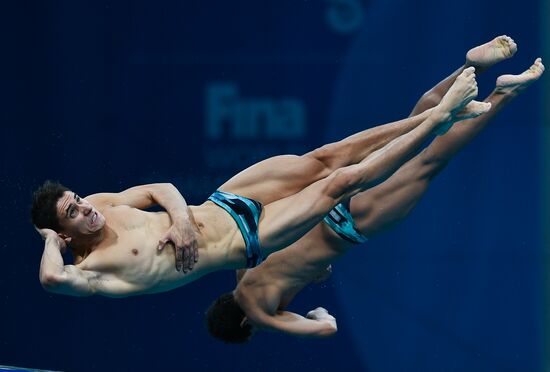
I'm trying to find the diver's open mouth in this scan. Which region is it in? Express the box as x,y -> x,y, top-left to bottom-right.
91,211 -> 97,225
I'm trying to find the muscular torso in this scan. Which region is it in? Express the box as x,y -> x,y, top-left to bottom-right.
76,201 -> 246,296
236,223 -> 355,321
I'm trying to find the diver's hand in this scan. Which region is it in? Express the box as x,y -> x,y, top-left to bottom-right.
306,307 -> 337,330
306,307 -> 335,321
35,227 -> 70,254
158,220 -> 198,273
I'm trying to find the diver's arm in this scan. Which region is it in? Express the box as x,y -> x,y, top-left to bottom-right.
148,184 -> 198,271
37,229 -> 137,297
143,183 -> 198,271
259,307 -> 337,338
87,183 -> 190,218
87,183 -> 198,271
38,228 -> 95,297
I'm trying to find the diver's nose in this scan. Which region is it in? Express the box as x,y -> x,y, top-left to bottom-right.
82,205 -> 92,216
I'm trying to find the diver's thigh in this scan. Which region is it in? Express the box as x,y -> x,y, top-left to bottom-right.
218,154 -> 328,205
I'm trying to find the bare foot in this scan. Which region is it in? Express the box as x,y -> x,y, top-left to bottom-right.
432,68 -> 486,135
435,67 -> 478,118
435,101 -> 492,135
455,100 -> 492,120
495,58 -> 545,95
466,35 -> 517,69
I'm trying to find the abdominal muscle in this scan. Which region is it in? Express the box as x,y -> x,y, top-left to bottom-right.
76,202 -> 244,296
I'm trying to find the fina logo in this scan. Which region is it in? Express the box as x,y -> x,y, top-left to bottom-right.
205,83 -> 306,140
325,0 -> 365,34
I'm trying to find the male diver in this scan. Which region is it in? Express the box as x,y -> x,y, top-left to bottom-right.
32,64 -> 487,298
204,38 -> 544,342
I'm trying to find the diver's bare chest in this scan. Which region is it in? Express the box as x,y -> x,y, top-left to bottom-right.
79,232 -> 158,272
80,209 -> 162,270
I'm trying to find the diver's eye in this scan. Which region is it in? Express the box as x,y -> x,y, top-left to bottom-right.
69,208 -> 77,218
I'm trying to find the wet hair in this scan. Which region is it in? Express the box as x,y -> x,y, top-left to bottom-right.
205,292 -> 253,343
30,180 -> 69,231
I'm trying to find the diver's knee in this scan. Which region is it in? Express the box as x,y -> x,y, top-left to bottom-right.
325,167 -> 358,199
305,142 -> 351,175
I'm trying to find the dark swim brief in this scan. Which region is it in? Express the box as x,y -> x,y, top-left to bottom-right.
323,203 -> 368,244
208,190 -> 264,268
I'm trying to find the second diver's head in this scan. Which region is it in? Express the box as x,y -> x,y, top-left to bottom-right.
205,291 -> 256,344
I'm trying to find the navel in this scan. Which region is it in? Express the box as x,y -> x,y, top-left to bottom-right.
131,249 -> 139,256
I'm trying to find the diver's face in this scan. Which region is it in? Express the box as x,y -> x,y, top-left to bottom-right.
56,191 -> 105,236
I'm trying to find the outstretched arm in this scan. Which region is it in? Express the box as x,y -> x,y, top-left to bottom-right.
88,183 -> 198,272
257,307 -> 337,338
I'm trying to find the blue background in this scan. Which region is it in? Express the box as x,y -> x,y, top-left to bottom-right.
1,1 -> 546,371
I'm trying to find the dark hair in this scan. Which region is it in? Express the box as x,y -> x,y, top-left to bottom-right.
205,292 -> 253,343
30,180 -> 69,231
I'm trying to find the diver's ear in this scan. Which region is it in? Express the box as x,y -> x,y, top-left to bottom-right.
240,316 -> 249,328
